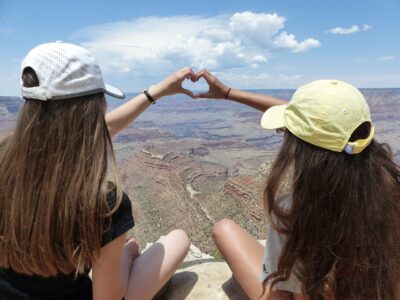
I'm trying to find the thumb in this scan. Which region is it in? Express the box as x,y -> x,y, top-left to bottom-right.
194,92 -> 212,99
180,88 -> 195,98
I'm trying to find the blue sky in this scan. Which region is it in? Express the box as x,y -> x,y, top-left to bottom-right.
1,0 -> 399,96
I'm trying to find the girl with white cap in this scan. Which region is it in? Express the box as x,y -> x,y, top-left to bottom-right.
0,42 -> 195,300
195,70 -> 400,300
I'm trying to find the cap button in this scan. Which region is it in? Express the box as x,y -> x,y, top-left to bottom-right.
330,80 -> 338,85
344,144 -> 353,154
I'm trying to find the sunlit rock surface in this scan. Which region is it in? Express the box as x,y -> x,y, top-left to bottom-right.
152,244 -> 243,300
146,242 -> 264,299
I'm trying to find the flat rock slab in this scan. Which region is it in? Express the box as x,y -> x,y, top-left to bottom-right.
160,260 -> 242,300
145,242 -> 266,299
150,244 -> 245,299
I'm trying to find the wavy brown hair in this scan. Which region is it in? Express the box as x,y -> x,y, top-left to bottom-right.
0,68 -> 122,276
263,124 -> 400,299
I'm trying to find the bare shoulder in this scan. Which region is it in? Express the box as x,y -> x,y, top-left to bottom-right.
293,293 -> 307,300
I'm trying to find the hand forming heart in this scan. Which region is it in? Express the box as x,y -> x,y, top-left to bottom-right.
181,75 -> 209,96
192,69 -> 231,99
179,69 -> 231,99
151,67 -> 231,101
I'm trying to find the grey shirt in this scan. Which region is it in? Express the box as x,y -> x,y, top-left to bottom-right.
260,196 -> 302,294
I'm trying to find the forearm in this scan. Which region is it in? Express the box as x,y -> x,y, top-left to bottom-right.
227,88 -> 288,112
194,70 -> 288,112
105,67 -> 195,138
105,93 -> 150,138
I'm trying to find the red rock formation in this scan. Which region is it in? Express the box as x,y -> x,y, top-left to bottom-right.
223,177 -> 258,201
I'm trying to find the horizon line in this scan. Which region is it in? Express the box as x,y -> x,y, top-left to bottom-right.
1,87 -> 400,98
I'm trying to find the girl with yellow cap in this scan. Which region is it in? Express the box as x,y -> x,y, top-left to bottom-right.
195,69 -> 400,300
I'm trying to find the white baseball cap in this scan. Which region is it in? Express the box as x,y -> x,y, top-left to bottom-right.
21,41 -> 125,101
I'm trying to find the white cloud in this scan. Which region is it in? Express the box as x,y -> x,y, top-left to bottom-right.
327,23 -> 373,35
215,71 -> 303,89
252,55 -> 268,63
378,56 -> 395,62
327,25 -> 360,35
279,74 -> 302,80
363,24 -> 373,31
72,12 -> 320,74
229,12 -> 285,47
273,32 -> 320,53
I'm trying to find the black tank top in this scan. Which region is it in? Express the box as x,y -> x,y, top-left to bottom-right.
0,189 -> 134,300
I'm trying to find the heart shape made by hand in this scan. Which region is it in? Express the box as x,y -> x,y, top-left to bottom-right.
167,68 -> 229,99
182,76 -> 209,95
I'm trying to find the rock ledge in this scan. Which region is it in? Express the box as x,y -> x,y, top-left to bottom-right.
153,244 -> 243,300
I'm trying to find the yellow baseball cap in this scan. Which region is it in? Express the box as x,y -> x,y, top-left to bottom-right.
261,80 -> 374,154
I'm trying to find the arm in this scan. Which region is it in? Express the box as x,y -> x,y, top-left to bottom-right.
91,233 -> 127,300
194,69 -> 287,112
106,67 -> 196,138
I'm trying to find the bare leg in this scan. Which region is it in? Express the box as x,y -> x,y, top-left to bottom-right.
123,229 -> 190,300
213,219 -> 292,300
120,238 -> 140,295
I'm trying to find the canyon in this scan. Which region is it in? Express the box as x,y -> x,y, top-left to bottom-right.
1,88 -> 400,254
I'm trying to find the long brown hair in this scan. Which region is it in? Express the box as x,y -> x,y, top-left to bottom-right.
0,68 -> 122,276
263,124 -> 400,299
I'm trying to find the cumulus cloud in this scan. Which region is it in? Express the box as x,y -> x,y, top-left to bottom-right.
72,12 -> 320,73
273,32 -> 320,53
327,24 -> 373,35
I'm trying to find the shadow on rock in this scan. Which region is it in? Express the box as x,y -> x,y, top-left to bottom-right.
158,271 -> 198,300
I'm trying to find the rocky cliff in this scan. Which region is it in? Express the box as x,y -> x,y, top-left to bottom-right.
118,145 -> 269,255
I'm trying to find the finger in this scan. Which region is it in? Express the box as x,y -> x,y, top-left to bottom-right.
189,71 -> 197,82
195,69 -> 206,80
175,68 -> 192,82
194,92 -> 212,99
195,69 -> 215,85
186,71 -> 197,83
180,88 -> 195,98
186,71 -> 197,82
178,66 -> 192,73
179,66 -> 193,76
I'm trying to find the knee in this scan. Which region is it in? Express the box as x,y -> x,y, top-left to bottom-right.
168,229 -> 190,253
124,238 -> 140,257
212,219 -> 237,245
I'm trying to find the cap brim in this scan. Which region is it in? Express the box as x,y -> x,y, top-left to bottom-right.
261,104 -> 287,129
105,83 -> 125,99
